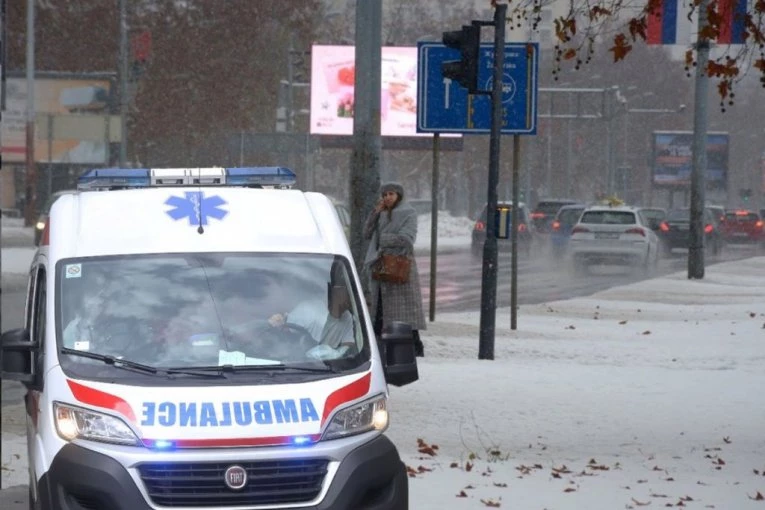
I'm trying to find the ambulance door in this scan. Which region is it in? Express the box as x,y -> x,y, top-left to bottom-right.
25,264 -> 47,498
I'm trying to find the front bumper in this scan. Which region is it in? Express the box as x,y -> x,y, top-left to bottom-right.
38,435 -> 408,510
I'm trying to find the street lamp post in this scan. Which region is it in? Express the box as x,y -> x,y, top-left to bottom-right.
621,102 -> 687,203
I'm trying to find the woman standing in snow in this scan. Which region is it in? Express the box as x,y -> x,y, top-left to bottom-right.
363,182 -> 426,357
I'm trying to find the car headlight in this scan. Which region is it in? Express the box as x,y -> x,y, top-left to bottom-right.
35,221 -> 46,231
322,395 -> 388,441
54,402 -> 141,446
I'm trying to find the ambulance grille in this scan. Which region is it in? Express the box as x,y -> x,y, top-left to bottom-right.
137,459 -> 329,507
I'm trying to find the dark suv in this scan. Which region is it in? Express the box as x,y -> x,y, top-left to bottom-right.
657,207 -> 725,256
531,199 -> 580,234
471,202 -> 535,257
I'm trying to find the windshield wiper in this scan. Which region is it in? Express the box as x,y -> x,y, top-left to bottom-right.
186,363 -> 338,374
60,348 -> 225,379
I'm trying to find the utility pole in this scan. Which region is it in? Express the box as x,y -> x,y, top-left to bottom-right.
119,0 -> 128,166
1,0 -> 6,110
349,0 -> 382,278
688,0 -> 710,279
23,0 -> 37,227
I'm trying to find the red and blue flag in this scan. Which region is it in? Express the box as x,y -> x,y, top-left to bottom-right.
647,0 -> 747,45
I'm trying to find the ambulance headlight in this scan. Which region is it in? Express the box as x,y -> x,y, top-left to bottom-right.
54,403 -> 141,446
322,395 -> 388,441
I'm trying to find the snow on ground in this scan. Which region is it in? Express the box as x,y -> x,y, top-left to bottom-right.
415,211 -> 473,250
385,256 -> 765,509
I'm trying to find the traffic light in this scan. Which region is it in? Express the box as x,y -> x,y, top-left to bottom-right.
441,24 -> 480,93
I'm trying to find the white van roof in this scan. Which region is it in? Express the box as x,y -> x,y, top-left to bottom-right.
44,168 -> 349,261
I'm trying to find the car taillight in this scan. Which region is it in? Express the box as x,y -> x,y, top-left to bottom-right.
756,220 -> 764,229
624,227 -> 645,237
659,222 -> 670,232
551,220 -> 561,231
518,223 -> 527,232
531,212 -> 545,220
704,224 -> 714,234
571,226 -> 589,234
475,221 -> 486,232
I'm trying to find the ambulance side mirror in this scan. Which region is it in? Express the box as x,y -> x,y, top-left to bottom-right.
1,328 -> 36,384
378,321 -> 419,387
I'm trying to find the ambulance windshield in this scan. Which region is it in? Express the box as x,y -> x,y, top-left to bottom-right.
56,253 -> 369,379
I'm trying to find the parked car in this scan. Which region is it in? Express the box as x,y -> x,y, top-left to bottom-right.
471,201 -> 535,257
707,204 -> 726,225
568,204 -> 661,274
549,203 -> 586,259
719,209 -> 765,245
531,198 -> 580,234
657,207 -> 725,256
34,189 -> 77,245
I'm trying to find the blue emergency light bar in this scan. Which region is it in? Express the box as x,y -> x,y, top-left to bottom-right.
77,167 -> 297,190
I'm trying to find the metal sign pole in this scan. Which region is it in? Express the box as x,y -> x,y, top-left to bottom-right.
429,133 -> 440,322
477,3 -> 506,360
510,134 -> 520,330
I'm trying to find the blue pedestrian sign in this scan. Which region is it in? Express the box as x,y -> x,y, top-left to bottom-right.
417,42 -> 538,134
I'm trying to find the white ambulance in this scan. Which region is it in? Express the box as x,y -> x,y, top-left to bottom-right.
1,167 -> 419,510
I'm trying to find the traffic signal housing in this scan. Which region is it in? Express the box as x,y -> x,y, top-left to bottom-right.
442,24 -> 480,93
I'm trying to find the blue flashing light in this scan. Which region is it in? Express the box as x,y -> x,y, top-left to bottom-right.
226,167 -> 296,186
151,439 -> 175,450
78,168 -> 151,190
77,166 -> 297,190
291,436 -> 313,446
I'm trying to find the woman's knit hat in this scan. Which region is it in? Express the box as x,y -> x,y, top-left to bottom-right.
380,181 -> 405,199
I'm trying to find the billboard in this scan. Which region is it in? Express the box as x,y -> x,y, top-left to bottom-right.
311,45 -> 438,137
2,76 -> 113,164
651,131 -> 729,188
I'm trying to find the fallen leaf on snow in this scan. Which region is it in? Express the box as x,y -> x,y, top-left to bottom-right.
480,498 -> 501,507
416,438 -> 439,457
631,497 -> 651,506
746,491 -> 763,500
456,491 -> 468,498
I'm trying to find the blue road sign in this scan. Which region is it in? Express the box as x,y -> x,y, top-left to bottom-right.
417,42 -> 539,134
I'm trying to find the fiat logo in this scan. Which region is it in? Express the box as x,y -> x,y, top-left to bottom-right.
223,465 -> 248,490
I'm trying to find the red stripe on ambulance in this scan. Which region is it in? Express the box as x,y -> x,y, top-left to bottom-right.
67,380 -> 137,423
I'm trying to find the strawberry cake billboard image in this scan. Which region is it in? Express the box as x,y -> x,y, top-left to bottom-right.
310,45 -> 423,137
